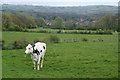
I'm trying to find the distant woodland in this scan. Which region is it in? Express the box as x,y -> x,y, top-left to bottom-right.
2,4 -> 119,31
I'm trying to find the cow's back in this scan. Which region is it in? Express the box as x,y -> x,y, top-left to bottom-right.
34,42 -> 46,56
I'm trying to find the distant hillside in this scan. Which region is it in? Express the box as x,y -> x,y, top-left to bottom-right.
2,4 -> 118,19
2,4 -> 117,13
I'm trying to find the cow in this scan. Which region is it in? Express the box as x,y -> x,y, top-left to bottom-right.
25,42 -> 46,70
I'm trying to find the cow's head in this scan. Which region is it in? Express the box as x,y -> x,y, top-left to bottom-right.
25,44 -> 33,54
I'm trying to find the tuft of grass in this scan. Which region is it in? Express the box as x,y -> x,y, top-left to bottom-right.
82,37 -> 88,42
12,39 -> 29,49
48,35 -> 60,43
34,35 -> 60,43
98,38 -> 104,42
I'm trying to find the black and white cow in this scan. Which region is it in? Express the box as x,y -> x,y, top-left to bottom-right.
25,42 -> 46,70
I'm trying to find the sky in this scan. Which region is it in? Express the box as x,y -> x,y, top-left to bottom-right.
1,0 -> 119,2
1,0 -> 120,6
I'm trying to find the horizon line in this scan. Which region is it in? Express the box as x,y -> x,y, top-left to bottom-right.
1,4 -> 118,7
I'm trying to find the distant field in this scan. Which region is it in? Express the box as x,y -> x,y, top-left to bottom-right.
2,31 -> 118,78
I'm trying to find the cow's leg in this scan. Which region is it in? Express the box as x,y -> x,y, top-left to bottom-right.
40,58 -> 44,68
41,52 -> 45,68
37,55 -> 41,70
37,64 -> 40,70
33,61 -> 36,70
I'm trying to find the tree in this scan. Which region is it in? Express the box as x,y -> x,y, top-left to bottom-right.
27,18 -> 36,29
2,14 -> 38,31
35,17 -> 46,28
2,14 -> 13,30
11,25 -> 23,31
118,17 -> 120,32
40,17 -> 46,27
98,14 -> 118,31
52,16 -> 65,29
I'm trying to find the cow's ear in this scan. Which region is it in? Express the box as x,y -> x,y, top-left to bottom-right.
33,44 -> 35,47
31,44 -> 33,46
31,44 -> 35,47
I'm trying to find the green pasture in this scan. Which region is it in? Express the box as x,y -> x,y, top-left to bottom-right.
2,31 -> 117,44
2,31 -> 118,78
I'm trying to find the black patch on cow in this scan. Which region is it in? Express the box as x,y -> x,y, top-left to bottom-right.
33,49 -> 40,55
43,46 -> 45,49
33,49 -> 38,53
40,50 -> 42,52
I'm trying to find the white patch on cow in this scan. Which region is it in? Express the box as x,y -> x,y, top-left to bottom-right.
32,54 -> 38,61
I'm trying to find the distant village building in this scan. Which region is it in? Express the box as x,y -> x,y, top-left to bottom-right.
46,20 -> 52,26
46,22 -> 51,26
45,18 -> 96,27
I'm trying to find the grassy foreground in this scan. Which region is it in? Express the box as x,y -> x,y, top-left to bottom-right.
2,31 -> 118,78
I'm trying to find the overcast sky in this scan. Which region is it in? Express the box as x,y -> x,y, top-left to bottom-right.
1,0 -> 119,6
2,0 -> 119,2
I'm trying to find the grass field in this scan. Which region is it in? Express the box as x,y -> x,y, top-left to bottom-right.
2,31 -> 118,78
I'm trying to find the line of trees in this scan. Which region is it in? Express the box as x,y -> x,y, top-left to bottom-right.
2,14 -> 118,31
2,14 -> 36,31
